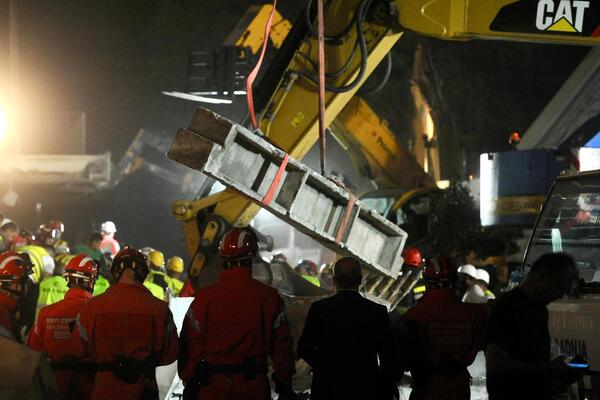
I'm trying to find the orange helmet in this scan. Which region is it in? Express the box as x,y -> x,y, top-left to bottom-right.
219,228 -> 258,263
64,254 -> 99,291
0,251 -> 34,311
402,248 -> 423,268
423,256 -> 455,282
110,247 -> 149,282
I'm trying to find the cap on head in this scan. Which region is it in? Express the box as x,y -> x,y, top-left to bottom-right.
458,264 -> 478,279
101,221 -> 117,234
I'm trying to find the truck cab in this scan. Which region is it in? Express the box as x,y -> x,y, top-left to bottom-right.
521,169 -> 600,396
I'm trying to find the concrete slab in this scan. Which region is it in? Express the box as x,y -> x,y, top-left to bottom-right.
168,107 -> 408,278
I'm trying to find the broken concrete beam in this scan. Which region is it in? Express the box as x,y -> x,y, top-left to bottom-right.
168,107 -> 408,278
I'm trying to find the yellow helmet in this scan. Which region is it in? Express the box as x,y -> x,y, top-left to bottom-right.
148,250 -> 165,269
167,256 -> 184,273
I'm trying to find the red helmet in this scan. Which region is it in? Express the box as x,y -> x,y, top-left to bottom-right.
297,259 -> 318,275
64,254 -> 99,291
423,256 -> 455,282
402,248 -> 423,268
219,228 -> 258,262
37,224 -> 61,246
48,220 -> 65,238
0,251 -> 33,311
110,247 -> 149,282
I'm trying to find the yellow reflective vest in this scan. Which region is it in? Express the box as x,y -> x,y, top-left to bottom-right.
36,276 -> 68,318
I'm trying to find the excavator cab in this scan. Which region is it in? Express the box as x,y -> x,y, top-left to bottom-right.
360,187 -> 440,248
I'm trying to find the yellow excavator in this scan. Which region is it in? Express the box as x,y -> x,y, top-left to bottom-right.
171,0 -> 599,286
165,1 -> 598,394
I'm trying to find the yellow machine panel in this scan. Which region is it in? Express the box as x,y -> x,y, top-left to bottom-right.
397,0 -> 600,44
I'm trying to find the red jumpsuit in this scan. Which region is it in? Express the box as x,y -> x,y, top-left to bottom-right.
0,303 -> 17,340
400,288 -> 488,400
179,267 -> 295,400
27,287 -> 94,399
179,280 -> 196,297
74,283 -> 178,400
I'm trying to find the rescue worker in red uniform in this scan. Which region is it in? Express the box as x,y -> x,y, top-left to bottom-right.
179,227 -> 296,400
0,251 -> 33,340
399,256 -> 488,400
27,253 -> 99,399
74,247 -> 178,400
179,278 -> 196,297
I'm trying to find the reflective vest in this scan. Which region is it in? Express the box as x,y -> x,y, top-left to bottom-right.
36,276 -> 68,318
93,276 -> 111,296
143,280 -> 165,300
147,270 -> 173,291
301,274 -> 321,287
17,245 -> 53,284
170,278 -> 184,297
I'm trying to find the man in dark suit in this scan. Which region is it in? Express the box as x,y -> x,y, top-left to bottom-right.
297,257 -> 397,400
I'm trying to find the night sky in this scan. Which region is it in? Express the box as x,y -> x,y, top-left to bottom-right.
0,0 -> 592,257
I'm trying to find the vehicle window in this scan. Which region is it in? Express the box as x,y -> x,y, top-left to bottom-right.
361,196 -> 395,216
524,175 -> 600,286
396,194 -> 430,243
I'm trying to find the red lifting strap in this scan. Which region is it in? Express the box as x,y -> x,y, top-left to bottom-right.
335,194 -> 357,244
246,0 -> 279,130
262,154 -> 289,206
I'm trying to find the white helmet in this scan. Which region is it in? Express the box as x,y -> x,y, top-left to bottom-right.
476,268 -> 490,285
140,247 -> 155,257
101,221 -> 117,234
457,264 -> 477,279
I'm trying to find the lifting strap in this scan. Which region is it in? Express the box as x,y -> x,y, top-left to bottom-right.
335,193 -> 357,244
262,154 -> 289,206
246,0 -> 279,130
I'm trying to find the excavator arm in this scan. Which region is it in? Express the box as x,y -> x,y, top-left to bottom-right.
173,0 -> 600,281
